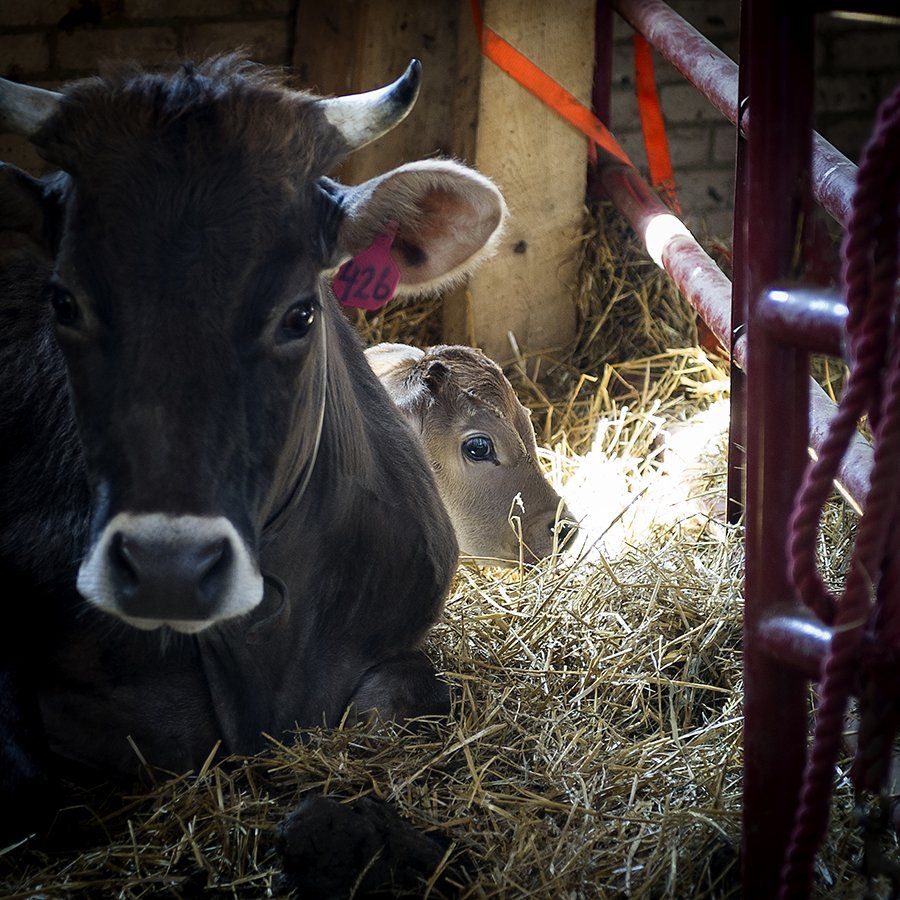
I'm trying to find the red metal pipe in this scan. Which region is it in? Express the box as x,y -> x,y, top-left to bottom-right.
612,0 -> 857,227
758,606 -> 831,680
811,133 -> 858,228
755,287 -> 874,505
587,0 -> 615,202
742,2 -> 816,893
756,288 -> 848,359
727,24 -> 752,527
807,384 -> 872,508
597,159 -> 873,511
592,0 -> 614,127
660,236 -> 736,355
597,165 -> 734,346
613,0 -> 738,121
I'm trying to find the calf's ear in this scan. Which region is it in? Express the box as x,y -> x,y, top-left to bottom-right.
0,163 -> 66,259
365,342 -> 424,380
365,342 -> 428,428
366,343 -> 453,431
337,159 -> 506,296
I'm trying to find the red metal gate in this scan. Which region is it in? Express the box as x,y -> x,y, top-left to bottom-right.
586,1 -> 899,896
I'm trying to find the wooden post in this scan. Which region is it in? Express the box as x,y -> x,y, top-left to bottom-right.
450,0 -> 594,362
294,0 -> 595,363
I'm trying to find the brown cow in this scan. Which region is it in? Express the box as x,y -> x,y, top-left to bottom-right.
367,343 -> 576,565
0,57 -> 505,831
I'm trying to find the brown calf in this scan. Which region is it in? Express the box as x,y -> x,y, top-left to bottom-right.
367,342 -> 576,565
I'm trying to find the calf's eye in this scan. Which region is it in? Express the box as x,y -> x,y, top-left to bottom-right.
48,284 -> 80,327
462,435 -> 495,462
280,299 -> 316,340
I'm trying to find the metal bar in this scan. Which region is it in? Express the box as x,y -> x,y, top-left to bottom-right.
612,0 -> 857,227
613,0 -> 737,120
596,159 -> 874,511
812,133 -> 857,227
757,288 -> 848,359
755,285 -> 873,504
742,1 -> 816,894
592,0 -> 614,126
728,32 -> 751,526
597,165 -> 735,345
807,384 -> 872,508
587,0 -> 615,202
659,235 -> 735,352
757,606 -> 831,680
726,354 -> 747,524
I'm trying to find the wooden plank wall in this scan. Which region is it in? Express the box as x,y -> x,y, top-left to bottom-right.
293,2 -> 473,186
294,0 -> 595,363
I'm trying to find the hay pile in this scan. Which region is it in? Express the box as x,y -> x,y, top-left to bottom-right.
0,206 -> 875,898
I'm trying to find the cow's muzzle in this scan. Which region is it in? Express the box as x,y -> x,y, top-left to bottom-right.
77,513 -> 264,632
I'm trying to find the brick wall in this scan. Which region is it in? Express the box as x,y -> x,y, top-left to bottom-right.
1,1 -> 898,241
610,2 -> 900,238
0,0 -> 296,174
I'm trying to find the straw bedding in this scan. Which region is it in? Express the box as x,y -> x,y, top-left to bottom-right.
1,205 -> 881,898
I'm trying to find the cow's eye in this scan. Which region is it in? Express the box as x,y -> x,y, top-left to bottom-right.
48,284 -> 80,327
462,435 -> 495,462
280,299 -> 316,340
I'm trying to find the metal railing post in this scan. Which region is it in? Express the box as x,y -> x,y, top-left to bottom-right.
742,0 -> 817,894
587,0 -> 615,203
727,5 -> 751,526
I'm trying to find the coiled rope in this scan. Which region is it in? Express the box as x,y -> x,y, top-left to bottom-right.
781,85 -> 900,898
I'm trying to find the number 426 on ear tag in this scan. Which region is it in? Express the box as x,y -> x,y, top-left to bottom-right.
332,221 -> 401,311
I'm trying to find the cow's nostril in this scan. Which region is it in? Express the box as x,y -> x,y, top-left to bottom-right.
198,539 -> 232,604
109,531 -> 140,589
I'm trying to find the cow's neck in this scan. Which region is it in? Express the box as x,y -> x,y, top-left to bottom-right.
197,305 -> 395,749
257,299 -> 385,580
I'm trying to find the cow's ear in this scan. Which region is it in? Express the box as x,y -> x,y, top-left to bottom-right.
336,159 -> 506,296
0,163 -> 66,259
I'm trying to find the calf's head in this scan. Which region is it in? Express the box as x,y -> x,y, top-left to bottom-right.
367,344 -> 575,565
0,59 -> 505,631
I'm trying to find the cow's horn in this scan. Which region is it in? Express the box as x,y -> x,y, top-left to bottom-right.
0,78 -> 62,137
319,59 -> 421,152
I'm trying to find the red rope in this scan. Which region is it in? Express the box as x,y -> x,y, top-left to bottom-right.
781,85 -> 900,898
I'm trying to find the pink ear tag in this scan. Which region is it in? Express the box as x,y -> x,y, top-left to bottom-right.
333,221 -> 401,311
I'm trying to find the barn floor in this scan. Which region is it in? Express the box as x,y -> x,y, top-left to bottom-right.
0,207 -> 881,898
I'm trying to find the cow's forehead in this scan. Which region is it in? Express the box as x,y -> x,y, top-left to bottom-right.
44,66 -> 342,308
42,60 -> 342,187
70,146 -> 314,249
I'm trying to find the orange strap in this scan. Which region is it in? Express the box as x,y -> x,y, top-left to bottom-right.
470,0 -> 632,167
633,33 -> 680,213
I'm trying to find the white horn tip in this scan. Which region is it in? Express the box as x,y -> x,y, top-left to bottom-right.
320,59 -> 422,153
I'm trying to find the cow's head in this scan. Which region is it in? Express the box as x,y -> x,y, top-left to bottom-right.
0,58 -> 505,632
367,343 -> 576,565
